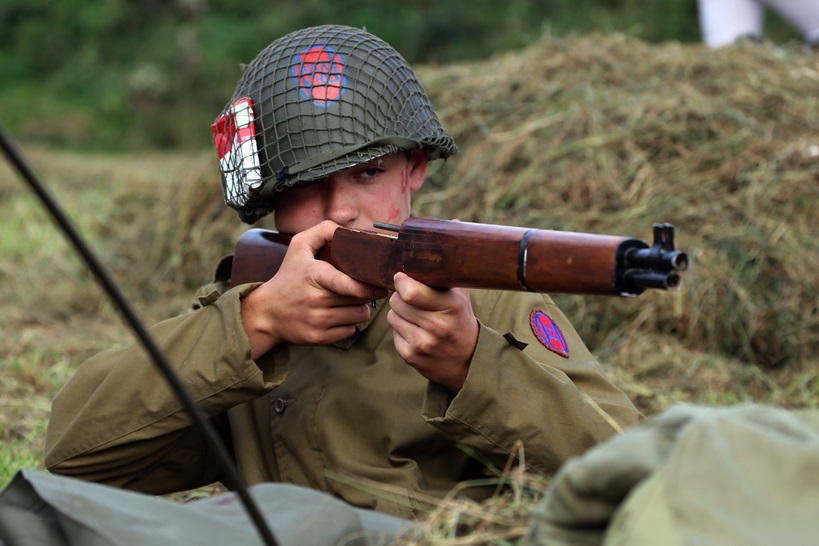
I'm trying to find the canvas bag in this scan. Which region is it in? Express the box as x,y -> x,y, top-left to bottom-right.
0,468 -> 415,546
524,403 -> 819,546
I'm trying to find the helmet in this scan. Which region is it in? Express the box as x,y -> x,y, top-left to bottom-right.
212,24 -> 458,223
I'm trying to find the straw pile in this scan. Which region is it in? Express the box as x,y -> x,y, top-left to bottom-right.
114,32 -> 819,413
391,33 -> 819,545
83,33 -> 818,415
412,33 -> 819,376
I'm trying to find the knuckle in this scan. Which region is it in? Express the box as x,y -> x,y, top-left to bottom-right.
398,282 -> 422,303
426,315 -> 448,335
302,290 -> 326,308
411,332 -> 436,356
301,330 -> 325,345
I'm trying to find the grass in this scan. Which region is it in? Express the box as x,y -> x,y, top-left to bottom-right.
0,351 -> 75,484
1,32 -> 818,543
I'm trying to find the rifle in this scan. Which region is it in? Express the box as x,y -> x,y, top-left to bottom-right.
230,217 -> 689,297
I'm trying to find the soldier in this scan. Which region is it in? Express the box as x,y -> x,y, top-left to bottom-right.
45,25 -> 642,518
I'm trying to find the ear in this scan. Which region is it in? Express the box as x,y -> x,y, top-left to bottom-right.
407,148 -> 428,192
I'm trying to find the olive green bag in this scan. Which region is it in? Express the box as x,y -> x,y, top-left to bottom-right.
525,403 -> 819,546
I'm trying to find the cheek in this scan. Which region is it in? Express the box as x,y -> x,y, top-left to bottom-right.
384,204 -> 402,223
273,192 -> 323,232
383,170 -> 411,223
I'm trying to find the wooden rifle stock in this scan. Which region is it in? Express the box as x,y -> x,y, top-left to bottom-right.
230,217 -> 689,297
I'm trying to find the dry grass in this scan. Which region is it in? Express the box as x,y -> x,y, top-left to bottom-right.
397,472 -> 550,546
417,33 -> 819,374
2,32 -> 818,544
325,442 -> 551,546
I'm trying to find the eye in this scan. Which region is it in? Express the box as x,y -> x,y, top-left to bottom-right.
356,165 -> 385,181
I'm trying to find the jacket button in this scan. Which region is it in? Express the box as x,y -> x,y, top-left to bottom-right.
273,398 -> 287,413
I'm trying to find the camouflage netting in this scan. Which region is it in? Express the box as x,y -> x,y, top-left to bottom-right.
409,33 -> 818,379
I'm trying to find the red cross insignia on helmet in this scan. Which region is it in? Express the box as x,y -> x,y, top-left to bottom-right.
530,309 -> 570,358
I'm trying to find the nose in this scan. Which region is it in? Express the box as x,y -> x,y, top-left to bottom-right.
323,176 -> 358,226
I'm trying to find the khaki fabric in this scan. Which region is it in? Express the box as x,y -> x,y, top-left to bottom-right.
525,404 -> 819,546
0,468 -> 413,546
45,269 -> 641,518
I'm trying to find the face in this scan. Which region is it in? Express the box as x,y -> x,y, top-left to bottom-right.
272,149 -> 428,234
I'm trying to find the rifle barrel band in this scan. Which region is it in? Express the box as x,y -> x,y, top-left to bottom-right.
517,229 -> 536,291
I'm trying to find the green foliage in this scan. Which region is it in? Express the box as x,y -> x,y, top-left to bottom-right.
0,351 -> 75,489
0,433 -> 44,489
1,0 -> 800,151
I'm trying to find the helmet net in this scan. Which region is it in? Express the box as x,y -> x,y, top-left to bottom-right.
213,25 -> 457,223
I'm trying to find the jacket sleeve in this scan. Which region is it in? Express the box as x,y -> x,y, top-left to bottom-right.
422,290 -> 643,475
44,282 -> 286,494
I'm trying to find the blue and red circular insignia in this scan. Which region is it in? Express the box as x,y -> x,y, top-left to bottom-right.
530,309 -> 570,358
291,45 -> 347,106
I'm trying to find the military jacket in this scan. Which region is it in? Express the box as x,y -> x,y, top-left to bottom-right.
45,270 -> 642,518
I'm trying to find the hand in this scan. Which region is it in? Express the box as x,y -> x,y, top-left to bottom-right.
387,272 -> 479,392
240,220 -> 388,359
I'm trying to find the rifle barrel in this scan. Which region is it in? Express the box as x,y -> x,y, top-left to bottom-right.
626,247 -> 689,272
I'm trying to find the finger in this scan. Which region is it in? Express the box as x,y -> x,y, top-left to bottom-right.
301,297 -> 372,325
289,219 -> 339,256
387,309 -> 433,358
392,272 -> 445,311
311,260 -> 388,302
290,223 -> 387,301
298,304 -> 372,345
388,308 -> 468,391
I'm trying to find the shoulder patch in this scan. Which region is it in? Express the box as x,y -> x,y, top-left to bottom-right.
530,309 -> 569,358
